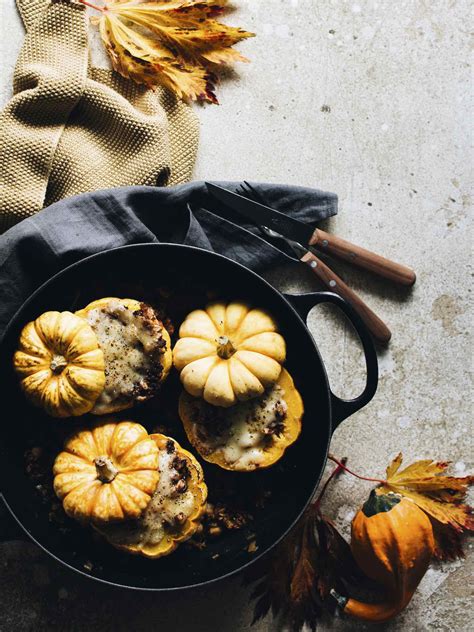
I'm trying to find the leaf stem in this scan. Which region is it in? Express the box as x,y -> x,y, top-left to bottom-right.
313,457 -> 347,509
78,0 -> 105,12
328,454 -> 386,484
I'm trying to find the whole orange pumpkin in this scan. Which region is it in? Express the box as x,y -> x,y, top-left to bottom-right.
332,490 -> 435,622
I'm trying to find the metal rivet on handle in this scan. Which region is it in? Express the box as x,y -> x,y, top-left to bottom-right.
329,280 -> 337,287
322,239 -> 329,247
310,261 -> 317,268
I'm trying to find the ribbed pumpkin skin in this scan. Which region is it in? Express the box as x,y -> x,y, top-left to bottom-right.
97,434 -> 208,559
343,491 -> 435,622
173,301 -> 286,407
351,492 -> 434,595
53,421 -> 159,524
13,311 -> 105,418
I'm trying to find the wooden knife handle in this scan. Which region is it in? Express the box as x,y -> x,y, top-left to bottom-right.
310,228 -> 416,286
301,251 -> 392,343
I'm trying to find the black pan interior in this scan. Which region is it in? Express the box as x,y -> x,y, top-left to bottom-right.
0,244 -> 332,590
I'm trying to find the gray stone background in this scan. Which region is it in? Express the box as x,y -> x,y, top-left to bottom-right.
0,0 -> 472,630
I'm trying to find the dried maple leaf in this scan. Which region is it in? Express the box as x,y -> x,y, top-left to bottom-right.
378,453 -> 474,532
81,0 -> 254,102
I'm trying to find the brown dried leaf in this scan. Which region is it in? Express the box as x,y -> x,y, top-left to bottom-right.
315,513 -> 363,598
248,528 -> 297,624
247,506 -> 363,631
290,520 -> 317,605
431,518 -> 468,561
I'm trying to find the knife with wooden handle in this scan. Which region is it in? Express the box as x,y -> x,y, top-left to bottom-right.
206,182 -> 416,287
310,229 -> 416,286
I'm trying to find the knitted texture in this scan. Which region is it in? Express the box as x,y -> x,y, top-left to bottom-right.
0,0 -> 199,232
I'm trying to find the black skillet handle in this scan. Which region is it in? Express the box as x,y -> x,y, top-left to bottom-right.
285,291 -> 378,430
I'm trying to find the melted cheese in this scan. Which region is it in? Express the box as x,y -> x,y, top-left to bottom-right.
85,300 -> 163,414
192,385 -> 288,469
101,447 -> 196,549
139,450 -> 196,545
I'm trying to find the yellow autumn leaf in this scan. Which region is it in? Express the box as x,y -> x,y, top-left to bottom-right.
385,451 -> 403,479
202,48 -> 250,65
99,15 -> 213,101
81,0 -> 254,102
378,453 -> 474,531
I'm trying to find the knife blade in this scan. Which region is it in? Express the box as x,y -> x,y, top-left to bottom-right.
206,182 -> 314,246
206,182 -> 416,287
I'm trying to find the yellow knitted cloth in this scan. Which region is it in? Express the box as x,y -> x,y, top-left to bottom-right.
0,0 -> 199,232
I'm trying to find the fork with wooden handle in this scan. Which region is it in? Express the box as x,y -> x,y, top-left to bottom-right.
300,249 -> 392,343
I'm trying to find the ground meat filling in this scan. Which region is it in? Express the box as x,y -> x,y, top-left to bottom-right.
189,385 -> 288,469
100,441 -> 197,548
84,300 -> 167,414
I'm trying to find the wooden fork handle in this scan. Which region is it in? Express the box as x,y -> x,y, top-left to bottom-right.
309,228 -> 416,286
301,251 -> 392,343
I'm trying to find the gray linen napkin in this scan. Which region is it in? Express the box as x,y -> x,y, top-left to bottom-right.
0,181 -> 337,335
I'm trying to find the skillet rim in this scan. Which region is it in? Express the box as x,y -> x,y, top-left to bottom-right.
0,242 -> 332,591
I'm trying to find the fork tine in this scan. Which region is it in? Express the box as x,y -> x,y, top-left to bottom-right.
238,181 -> 267,205
242,180 -> 269,206
236,183 -> 248,198
237,181 -> 255,199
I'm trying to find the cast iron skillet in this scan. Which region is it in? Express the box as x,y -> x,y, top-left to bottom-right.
0,244 -> 378,591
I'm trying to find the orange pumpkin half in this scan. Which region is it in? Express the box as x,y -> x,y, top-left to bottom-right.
97,434 -> 207,558
75,297 -> 172,415
179,368 -> 303,472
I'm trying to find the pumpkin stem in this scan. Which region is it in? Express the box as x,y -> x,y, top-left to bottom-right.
362,489 -> 401,517
216,336 -> 236,359
94,457 -> 118,483
328,454 -> 386,485
50,355 -> 68,374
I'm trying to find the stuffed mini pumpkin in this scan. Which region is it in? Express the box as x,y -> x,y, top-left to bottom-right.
13,311 -> 106,418
179,368 -> 303,471
75,297 -> 172,415
53,421 -> 159,523
97,434 -> 207,558
173,301 -> 286,407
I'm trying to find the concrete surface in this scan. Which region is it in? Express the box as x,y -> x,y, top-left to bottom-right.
0,0 -> 472,630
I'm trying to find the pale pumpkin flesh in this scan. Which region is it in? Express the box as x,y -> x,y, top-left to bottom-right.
97,434 -> 207,558
13,311 -> 106,418
179,368 -> 303,472
76,297 -> 172,414
53,421 -> 159,523
173,302 -> 286,407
